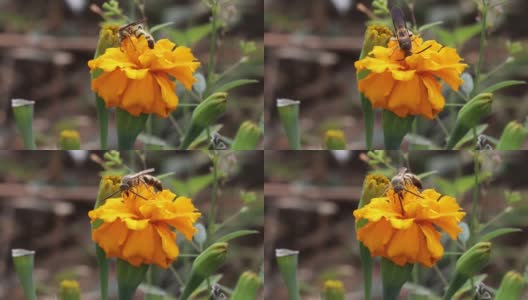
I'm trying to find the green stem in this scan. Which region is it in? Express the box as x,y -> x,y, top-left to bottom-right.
207,151 -> 219,244
470,150 -> 480,248
473,0 -> 488,96
207,0 -> 219,96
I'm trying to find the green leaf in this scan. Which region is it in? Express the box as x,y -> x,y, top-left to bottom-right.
435,171 -> 492,197
169,173 -> 215,198
479,228 -> 522,242
453,124 -> 488,149
215,79 -> 258,93
189,274 -> 223,298
168,23 -> 212,47
149,21 -> 175,34
433,23 -> 481,48
418,21 -> 444,33
216,230 -> 259,243
185,124 -> 223,150
480,80 -> 526,94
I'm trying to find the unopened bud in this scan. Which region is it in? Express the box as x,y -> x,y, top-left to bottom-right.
322,280 -> 345,300
231,121 -> 262,150
455,242 -> 491,277
231,271 -> 262,300
497,121 -> 528,150
59,280 -> 81,300
495,271 -> 525,300
59,130 -> 81,150
193,242 -> 228,277
324,130 -> 346,150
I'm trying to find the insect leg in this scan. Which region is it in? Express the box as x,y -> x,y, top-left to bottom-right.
414,44 -> 432,55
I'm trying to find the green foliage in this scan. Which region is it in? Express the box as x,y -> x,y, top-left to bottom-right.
433,23 -> 482,48
167,23 -> 213,47
168,173 -> 215,198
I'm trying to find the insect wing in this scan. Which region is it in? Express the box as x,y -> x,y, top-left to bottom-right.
390,6 -> 407,32
119,19 -> 148,30
129,168 -> 156,178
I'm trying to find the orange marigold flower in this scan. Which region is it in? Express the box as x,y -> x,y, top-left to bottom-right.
353,185 -> 465,267
88,184 -> 201,268
354,36 -> 467,119
88,36 -> 200,117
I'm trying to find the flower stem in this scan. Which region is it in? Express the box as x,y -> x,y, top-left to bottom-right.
470,150 -> 480,244
207,151 -> 219,243
473,0 -> 488,96
206,0 -> 219,96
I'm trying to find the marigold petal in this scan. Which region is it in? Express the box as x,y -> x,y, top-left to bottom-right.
420,74 -> 445,119
88,48 -> 136,72
92,220 -> 129,258
121,72 -> 157,116
153,73 -> 178,117
121,224 -> 157,266
358,72 -> 394,108
357,218 -> 393,256
386,222 -> 420,266
88,198 -> 137,222
122,68 -> 149,80
91,70 -> 128,108
155,224 -> 180,268
387,75 -> 425,117
420,223 -> 444,265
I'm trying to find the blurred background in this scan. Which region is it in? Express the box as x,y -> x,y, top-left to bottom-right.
0,0 -> 264,149
264,0 -> 528,149
264,150 -> 528,299
0,150 -> 264,299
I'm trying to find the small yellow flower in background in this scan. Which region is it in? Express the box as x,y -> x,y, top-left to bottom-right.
88,36 -> 200,117
88,183 -> 201,268
353,185 -> 465,267
355,36 -> 467,119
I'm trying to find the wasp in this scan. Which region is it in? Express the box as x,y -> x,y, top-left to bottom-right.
118,19 -> 155,49
104,168 -> 163,201
390,6 -> 432,59
388,167 -> 424,214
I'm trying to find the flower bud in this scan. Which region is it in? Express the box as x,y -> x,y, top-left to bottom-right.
447,93 -> 493,149
94,24 -> 120,58
192,92 -> 228,128
92,24 -> 120,149
231,121 -> 262,150
193,242 -> 228,277
458,93 -> 493,128
496,121 -> 528,150
180,93 -> 228,149
443,242 -> 492,300
358,25 -> 393,149
495,271 -> 526,300
231,271 -> 262,300
277,99 -> 301,149
324,130 -> 346,150
276,249 -> 301,300
12,249 -> 37,300
59,280 -> 81,300
455,242 -> 491,277
358,174 -> 390,209
59,130 -> 81,150
180,242 -> 229,300
12,99 -> 36,149
322,280 -> 345,300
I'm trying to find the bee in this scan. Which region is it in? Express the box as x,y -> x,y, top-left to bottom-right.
390,6 -> 431,59
118,19 -> 155,49
389,167 -> 424,214
104,168 -> 163,201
